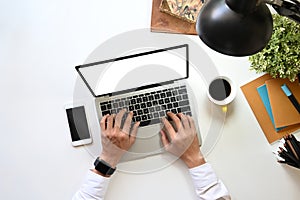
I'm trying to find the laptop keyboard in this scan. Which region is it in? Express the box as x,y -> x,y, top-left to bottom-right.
100,85 -> 192,127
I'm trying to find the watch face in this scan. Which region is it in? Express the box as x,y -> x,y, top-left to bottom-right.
94,157 -> 116,175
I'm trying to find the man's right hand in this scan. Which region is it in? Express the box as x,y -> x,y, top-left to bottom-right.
160,112 -> 206,168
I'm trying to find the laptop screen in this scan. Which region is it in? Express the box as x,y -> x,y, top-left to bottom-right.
76,44 -> 188,97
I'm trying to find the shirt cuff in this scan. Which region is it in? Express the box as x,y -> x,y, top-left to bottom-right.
189,163 -> 218,189
76,170 -> 110,199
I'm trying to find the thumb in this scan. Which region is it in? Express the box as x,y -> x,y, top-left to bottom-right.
160,130 -> 170,147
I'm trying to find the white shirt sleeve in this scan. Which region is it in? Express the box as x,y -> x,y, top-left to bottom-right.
189,163 -> 231,200
72,170 -> 110,200
73,163 -> 230,200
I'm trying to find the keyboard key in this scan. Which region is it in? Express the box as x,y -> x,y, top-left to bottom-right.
158,99 -> 164,105
100,102 -> 107,105
149,107 -> 155,112
178,88 -> 187,94
137,97 -> 142,103
129,105 -> 134,111
134,104 -> 140,110
165,98 -> 170,103
181,106 -> 191,112
141,103 -> 146,108
153,100 -> 158,106
133,110 -> 137,116
136,116 -> 141,122
113,102 -> 118,108
130,99 -> 136,104
185,111 -> 192,116
142,115 -> 147,121
176,96 -> 182,101
159,111 -> 165,117
143,108 -> 149,114
140,120 -> 151,127
177,108 -> 181,113
160,93 -> 166,98
167,103 -> 173,109
179,100 -> 189,106
161,105 -> 167,110
142,97 -> 148,102
102,111 -> 110,116
182,94 -> 188,99
154,94 -> 160,99
155,106 -> 161,111
153,112 -> 159,118
124,100 -> 129,106
119,102 -> 124,107
148,95 -> 154,101
147,113 -> 153,119
147,102 -> 152,107
137,110 -> 143,115
100,105 -> 106,111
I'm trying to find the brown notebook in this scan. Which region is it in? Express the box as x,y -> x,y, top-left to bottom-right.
241,74 -> 300,144
151,0 -> 197,35
265,78 -> 300,128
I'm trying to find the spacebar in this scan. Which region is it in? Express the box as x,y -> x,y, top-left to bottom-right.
139,118 -> 161,127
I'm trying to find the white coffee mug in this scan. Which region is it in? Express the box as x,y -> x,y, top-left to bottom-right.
207,76 -> 237,112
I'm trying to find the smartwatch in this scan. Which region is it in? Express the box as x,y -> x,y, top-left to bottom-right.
94,157 -> 116,176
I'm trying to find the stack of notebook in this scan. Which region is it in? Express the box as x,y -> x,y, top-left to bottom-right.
241,74 -> 300,144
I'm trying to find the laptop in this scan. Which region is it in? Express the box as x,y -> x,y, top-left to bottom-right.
76,44 -> 202,161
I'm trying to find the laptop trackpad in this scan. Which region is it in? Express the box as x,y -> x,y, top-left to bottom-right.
128,124 -> 163,154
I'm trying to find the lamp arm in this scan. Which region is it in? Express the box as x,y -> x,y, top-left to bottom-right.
262,0 -> 300,23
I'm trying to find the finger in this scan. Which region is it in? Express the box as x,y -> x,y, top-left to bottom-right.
100,114 -> 109,131
106,114 -> 114,131
177,113 -> 189,129
129,121 -> 140,144
123,111 -> 134,134
162,117 -> 176,139
160,130 -> 170,147
114,109 -> 126,128
187,115 -> 196,136
167,112 -> 182,131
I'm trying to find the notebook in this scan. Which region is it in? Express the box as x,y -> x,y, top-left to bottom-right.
265,78 -> 300,127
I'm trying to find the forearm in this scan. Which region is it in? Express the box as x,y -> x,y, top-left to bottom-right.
189,163 -> 231,200
72,170 -> 110,200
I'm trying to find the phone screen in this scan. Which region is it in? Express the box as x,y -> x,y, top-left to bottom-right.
66,106 -> 91,142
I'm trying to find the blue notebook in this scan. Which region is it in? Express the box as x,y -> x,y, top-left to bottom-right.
257,84 -> 286,131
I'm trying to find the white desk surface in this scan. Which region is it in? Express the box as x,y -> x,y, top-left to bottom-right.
1,1 -> 300,199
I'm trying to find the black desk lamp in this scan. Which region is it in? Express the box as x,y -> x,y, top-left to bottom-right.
196,0 -> 300,56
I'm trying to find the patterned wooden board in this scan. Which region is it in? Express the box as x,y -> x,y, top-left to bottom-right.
151,0 -> 198,35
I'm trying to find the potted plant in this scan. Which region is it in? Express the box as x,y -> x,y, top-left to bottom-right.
249,14 -> 300,82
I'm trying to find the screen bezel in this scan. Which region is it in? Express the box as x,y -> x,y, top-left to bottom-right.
75,44 -> 189,97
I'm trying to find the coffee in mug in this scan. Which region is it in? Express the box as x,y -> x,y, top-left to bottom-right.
207,76 -> 236,108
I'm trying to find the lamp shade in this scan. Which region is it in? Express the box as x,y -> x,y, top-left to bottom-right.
196,0 -> 273,56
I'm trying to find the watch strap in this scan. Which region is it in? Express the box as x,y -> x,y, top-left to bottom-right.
94,157 -> 116,176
